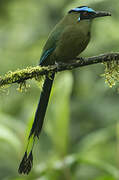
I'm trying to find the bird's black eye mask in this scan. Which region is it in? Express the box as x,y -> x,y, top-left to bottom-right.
80,11 -> 96,21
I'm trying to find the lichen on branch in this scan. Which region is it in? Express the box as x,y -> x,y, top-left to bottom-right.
0,66 -> 48,88
0,52 -> 119,89
103,60 -> 119,87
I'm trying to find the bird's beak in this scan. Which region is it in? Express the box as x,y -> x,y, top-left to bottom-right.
94,11 -> 111,18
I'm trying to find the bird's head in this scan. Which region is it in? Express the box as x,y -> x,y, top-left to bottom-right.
68,6 -> 111,22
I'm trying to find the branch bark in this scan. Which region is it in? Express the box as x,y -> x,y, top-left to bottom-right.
0,52 -> 119,88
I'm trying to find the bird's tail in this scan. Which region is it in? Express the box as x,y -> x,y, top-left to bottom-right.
18,73 -> 55,174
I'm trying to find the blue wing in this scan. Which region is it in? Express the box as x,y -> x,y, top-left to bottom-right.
40,47 -> 55,65
39,23 -> 64,65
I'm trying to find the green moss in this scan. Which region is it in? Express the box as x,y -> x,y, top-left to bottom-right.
17,81 -> 31,92
35,76 -> 45,90
103,60 -> 119,87
0,66 -> 48,90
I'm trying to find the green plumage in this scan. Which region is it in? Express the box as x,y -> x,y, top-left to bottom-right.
18,7 -> 111,175
41,13 -> 91,66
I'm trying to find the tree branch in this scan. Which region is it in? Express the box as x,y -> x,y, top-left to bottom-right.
0,52 -> 119,88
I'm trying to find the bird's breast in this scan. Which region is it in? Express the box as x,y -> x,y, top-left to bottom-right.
53,20 -> 91,63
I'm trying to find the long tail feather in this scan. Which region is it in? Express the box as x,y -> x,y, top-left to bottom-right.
29,73 -> 55,138
18,73 -> 55,174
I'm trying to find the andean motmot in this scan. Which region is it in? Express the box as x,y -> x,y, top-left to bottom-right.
18,6 -> 111,174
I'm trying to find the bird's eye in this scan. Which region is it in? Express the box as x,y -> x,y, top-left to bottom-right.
83,12 -> 88,16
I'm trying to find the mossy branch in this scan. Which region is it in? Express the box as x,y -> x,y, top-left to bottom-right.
0,52 -> 119,89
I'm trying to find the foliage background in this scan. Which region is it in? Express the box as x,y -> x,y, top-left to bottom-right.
0,0 -> 118,179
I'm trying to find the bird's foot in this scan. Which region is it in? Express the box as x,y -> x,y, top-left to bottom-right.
55,61 -> 68,72
76,56 -> 85,61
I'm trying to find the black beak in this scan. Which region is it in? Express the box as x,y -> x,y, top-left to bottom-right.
94,11 -> 111,18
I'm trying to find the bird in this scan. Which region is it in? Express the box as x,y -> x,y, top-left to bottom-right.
18,6 -> 111,174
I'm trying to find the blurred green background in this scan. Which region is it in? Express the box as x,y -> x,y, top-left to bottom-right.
0,0 -> 118,179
